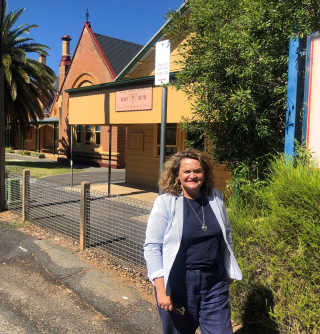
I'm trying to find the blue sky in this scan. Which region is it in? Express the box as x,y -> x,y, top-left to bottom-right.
7,0 -> 184,75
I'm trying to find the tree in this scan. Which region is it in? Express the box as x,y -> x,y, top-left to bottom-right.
167,0 -> 320,177
0,1 -> 55,211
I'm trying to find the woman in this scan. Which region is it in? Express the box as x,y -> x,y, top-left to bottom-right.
144,150 -> 242,334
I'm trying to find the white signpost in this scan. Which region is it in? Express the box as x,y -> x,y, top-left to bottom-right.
155,39 -> 171,86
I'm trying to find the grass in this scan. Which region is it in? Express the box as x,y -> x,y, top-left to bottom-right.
5,160 -> 84,178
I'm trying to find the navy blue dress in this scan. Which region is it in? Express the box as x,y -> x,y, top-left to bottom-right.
158,196 -> 232,334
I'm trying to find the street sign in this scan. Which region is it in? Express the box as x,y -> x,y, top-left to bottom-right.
155,40 -> 171,86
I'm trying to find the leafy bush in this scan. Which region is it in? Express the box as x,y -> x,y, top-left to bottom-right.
229,156 -> 320,333
22,150 -> 31,156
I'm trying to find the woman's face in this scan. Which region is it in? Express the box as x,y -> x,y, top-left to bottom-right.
178,158 -> 204,199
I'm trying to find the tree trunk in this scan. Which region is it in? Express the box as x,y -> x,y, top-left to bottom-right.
0,0 -> 7,211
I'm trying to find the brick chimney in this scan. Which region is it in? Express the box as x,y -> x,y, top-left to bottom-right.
59,34 -> 72,90
39,53 -> 46,65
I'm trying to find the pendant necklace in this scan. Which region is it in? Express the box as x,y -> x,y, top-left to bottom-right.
186,197 -> 208,232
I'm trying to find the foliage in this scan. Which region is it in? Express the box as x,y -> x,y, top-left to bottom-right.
179,121 -> 205,151
166,0 -> 320,173
227,155 -> 320,333
294,140 -> 313,167
1,0 -> 55,129
5,146 -> 13,153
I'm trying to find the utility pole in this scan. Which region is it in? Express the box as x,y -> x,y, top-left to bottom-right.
0,0 -> 7,211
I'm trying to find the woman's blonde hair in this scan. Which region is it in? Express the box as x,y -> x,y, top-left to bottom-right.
159,149 -> 215,196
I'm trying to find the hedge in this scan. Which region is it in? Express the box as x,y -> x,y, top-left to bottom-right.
228,158 -> 320,333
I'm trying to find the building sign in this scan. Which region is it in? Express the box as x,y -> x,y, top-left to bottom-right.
155,40 -> 171,86
305,35 -> 320,165
115,87 -> 152,112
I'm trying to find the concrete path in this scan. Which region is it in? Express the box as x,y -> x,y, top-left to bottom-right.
0,220 -> 161,334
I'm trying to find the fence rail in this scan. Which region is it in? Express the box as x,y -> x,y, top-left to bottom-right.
2,169 -> 152,274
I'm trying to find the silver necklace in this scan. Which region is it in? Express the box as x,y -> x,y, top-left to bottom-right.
185,197 -> 208,232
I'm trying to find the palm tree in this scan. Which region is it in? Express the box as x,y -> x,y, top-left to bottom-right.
0,0 -> 56,211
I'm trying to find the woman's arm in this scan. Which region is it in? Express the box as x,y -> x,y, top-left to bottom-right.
144,195 -> 170,282
154,277 -> 173,311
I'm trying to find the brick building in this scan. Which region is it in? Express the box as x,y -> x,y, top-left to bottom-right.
50,20 -> 142,167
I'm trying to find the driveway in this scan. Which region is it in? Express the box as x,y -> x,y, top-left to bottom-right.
41,168 -> 125,186
0,221 -> 160,333
6,152 -> 126,186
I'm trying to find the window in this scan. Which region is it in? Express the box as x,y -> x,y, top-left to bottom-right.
95,126 -> 101,145
76,125 -> 82,143
157,123 -> 177,156
85,126 -> 94,144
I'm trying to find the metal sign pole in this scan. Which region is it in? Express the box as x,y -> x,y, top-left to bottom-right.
159,86 -> 168,177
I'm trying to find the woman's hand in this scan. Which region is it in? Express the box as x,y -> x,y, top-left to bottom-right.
154,277 -> 173,312
228,278 -> 234,284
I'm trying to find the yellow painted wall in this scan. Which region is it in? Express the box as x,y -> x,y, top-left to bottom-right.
126,124 -> 159,188
69,92 -> 107,125
125,123 -> 232,191
69,84 -> 194,126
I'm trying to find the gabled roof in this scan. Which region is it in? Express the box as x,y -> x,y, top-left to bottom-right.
50,23 -> 143,115
116,1 -> 187,81
94,34 -> 142,75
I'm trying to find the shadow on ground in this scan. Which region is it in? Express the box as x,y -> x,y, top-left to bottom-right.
234,285 -> 279,334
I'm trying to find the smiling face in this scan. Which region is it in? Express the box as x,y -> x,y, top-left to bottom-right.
178,158 -> 204,199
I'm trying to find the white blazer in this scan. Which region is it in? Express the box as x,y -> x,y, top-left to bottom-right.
144,190 -> 242,295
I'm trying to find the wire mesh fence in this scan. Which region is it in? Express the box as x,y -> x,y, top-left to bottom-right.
3,167 -> 152,274
4,169 -> 22,213
87,192 -> 152,270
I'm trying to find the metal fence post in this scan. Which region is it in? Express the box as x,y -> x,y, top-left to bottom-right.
22,169 -> 30,221
80,181 -> 90,251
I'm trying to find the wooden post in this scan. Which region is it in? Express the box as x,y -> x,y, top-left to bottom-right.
108,125 -> 112,197
22,169 -> 30,221
80,181 -> 90,251
285,37 -> 300,158
53,123 -> 56,154
37,125 -> 40,152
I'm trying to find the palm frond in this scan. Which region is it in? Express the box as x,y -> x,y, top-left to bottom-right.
2,0 -> 56,129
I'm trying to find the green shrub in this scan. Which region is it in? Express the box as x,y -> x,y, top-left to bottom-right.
229,157 -> 320,333
22,150 -> 31,156
5,147 -> 14,153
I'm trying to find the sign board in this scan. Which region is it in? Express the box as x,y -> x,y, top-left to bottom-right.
115,87 -> 152,112
155,40 -> 171,86
304,34 -> 320,165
